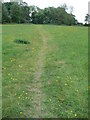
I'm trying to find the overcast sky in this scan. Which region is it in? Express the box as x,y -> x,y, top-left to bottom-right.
4,0 -> 89,23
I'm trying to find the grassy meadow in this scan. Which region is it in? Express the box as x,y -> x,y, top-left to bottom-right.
2,24 -> 88,118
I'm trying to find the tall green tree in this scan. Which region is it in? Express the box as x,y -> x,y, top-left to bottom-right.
85,14 -> 90,24
2,4 -> 10,23
10,2 -> 21,23
20,2 -> 30,23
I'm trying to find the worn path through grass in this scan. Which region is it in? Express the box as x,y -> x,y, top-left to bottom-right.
26,25 -> 48,117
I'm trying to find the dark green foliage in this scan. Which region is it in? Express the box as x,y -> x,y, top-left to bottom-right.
14,39 -> 30,44
0,1 -> 2,23
30,6 -> 76,25
2,2 -> 77,25
85,14 -> 90,24
2,4 -> 10,23
20,2 -> 30,23
10,3 -> 21,23
2,2 -> 30,24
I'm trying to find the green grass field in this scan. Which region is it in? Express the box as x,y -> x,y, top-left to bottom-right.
2,24 -> 88,118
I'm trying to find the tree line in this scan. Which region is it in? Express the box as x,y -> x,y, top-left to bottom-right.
1,1 -> 83,25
